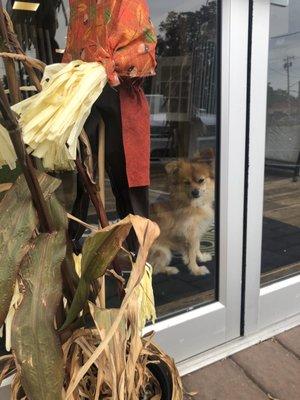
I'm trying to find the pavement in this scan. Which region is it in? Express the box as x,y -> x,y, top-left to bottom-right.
182,325 -> 300,400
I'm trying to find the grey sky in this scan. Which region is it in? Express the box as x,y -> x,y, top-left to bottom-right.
269,1 -> 300,95
148,0 -> 208,29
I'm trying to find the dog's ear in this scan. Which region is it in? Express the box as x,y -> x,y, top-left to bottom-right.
193,148 -> 215,178
165,160 -> 181,175
195,148 -> 215,162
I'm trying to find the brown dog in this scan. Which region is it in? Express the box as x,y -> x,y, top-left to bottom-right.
149,149 -> 215,276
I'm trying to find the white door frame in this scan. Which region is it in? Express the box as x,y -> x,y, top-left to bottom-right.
244,0 -> 300,335
145,0 -> 250,363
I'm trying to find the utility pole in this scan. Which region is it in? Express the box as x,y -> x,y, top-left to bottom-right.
283,56 -> 295,114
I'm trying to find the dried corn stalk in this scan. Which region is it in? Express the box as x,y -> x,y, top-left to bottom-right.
63,215 -> 183,400
1,204 -> 183,400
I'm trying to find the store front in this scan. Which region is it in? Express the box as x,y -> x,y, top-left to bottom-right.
0,0 -> 299,383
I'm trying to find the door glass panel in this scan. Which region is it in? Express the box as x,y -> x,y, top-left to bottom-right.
261,0 -> 300,285
0,1 -> 219,327
120,0 -> 219,318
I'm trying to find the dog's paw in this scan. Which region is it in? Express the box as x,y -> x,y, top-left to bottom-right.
189,265 -> 210,276
166,266 -> 180,275
182,254 -> 189,265
197,252 -> 212,262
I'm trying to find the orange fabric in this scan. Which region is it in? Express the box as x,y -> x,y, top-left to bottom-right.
63,0 -> 157,86
119,80 -> 151,187
63,0 -> 156,187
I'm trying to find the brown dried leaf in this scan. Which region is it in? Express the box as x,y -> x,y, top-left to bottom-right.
0,182 -> 12,193
65,215 -> 160,399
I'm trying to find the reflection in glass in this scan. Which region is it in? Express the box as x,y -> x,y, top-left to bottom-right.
261,0 -> 300,285
143,0 -> 219,317
0,0 -> 219,319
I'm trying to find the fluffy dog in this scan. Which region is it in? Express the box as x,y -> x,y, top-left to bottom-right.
149,149 -> 215,276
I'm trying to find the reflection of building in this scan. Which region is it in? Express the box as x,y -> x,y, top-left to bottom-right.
266,30 -> 300,174
150,42 -> 217,158
152,55 -> 192,121
151,41 -> 217,122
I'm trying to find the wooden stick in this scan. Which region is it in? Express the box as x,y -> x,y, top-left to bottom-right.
75,157 -> 109,228
98,117 -> 106,207
98,118 -> 106,308
0,3 -> 21,104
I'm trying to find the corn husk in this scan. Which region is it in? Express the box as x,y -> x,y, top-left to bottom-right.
63,216 -> 183,400
0,123 -> 17,169
73,253 -> 82,278
12,61 -> 108,170
72,253 -> 156,330
135,262 -> 156,330
0,280 -> 22,351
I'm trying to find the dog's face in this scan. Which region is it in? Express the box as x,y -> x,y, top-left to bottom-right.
165,149 -> 215,207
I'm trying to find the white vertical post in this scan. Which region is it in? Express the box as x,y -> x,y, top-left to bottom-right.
244,0 -> 271,335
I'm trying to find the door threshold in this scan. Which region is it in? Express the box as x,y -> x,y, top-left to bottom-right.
178,312 -> 300,376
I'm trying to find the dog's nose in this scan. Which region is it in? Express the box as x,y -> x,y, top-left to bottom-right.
191,189 -> 200,198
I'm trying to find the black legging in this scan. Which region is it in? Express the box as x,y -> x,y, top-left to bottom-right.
68,84 -> 149,252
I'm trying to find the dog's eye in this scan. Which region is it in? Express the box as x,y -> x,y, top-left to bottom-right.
198,178 -> 205,184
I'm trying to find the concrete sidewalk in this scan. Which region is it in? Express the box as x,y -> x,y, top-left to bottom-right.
183,326 -> 300,400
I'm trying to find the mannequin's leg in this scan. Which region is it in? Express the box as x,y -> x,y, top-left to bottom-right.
69,84 -> 150,254
97,85 -> 149,252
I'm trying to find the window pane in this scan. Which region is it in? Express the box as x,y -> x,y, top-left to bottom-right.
0,1 -> 219,324
261,0 -> 300,285
140,0 -> 220,318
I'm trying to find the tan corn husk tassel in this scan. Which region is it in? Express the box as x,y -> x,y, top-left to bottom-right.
0,123 -> 17,169
12,61 -> 108,170
135,262 -> 156,330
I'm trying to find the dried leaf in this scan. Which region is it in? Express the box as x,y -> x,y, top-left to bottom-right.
90,304 -> 127,396
267,395 -> 280,400
80,129 -> 95,183
11,231 -> 66,400
61,220 -> 132,329
0,182 -> 12,193
65,215 -> 160,399
0,172 -> 60,327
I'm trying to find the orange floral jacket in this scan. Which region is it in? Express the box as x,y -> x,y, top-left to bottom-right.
63,0 -> 157,187
63,0 -> 157,86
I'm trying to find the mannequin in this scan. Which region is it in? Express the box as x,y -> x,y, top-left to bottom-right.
64,0 -> 157,250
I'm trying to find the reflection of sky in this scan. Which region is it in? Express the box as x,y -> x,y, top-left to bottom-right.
268,1 -> 300,95
55,0 -> 208,45
148,0 -> 208,30
56,2 -> 70,48
6,0 -> 300,97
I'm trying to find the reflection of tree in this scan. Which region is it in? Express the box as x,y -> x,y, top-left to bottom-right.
157,1 -> 217,57
268,82 -> 291,104
267,82 -> 300,125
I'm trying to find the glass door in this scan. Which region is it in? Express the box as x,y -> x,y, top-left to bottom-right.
245,0 -> 300,334
0,0 -> 251,368
147,0 -> 250,363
